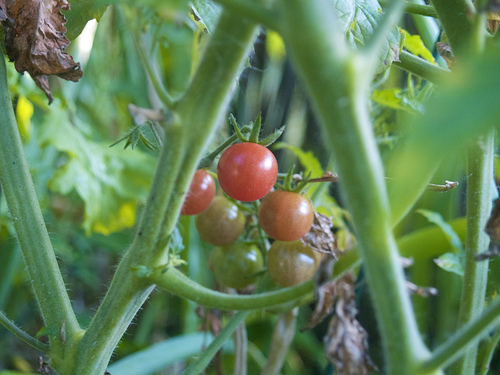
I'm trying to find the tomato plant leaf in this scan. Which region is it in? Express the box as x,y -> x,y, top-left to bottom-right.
63,0 -> 107,40
417,209 -> 464,254
434,252 -> 464,276
401,29 -> 436,64
330,0 -> 401,74
191,0 -> 221,34
38,101 -> 155,235
3,0 -> 82,102
107,332 -> 217,375
273,142 -> 323,177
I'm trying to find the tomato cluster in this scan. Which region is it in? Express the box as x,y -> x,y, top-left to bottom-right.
179,133 -> 322,291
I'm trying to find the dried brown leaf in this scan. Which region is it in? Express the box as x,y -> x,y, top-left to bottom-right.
406,280 -> 438,297
3,0 -> 82,102
0,0 -> 7,21
324,273 -> 377,375
301,212 -> 338,256
436,41 -> 454,68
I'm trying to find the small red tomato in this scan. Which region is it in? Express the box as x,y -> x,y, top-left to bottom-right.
217,143 -> 278,202
181,169 -> 216,215
258,190 -> 314,241
267,240 -> 321,287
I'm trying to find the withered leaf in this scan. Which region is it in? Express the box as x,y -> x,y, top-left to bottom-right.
406,280 -> 438,297
324,272 -> 377,375
2,0 -> 82,103
301,212 -> 338,256
436,42 -> 454,68
0,0 -> 7,21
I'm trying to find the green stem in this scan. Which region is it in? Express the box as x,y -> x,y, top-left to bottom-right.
393,51 -> 450,83
430,0 -> 474,56
276,0 -> 431,373
478,327 -> 500,375
379,0 -> 438,18
262,307 -> 298,375
153,267 -> 313,310
0,53 -> 81,356
181,311 -> 250,375
234,321 -> 248,375
421,297 -> 500,372
451,133 -> 494,374
0,310 -> 48,352
72,10 -> 259,375
132,30 -> 175,108
213,0 -> 278,28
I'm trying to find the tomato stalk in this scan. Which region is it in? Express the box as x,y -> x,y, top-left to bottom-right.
275,0 -> 436,373
0,52 -> 83,366
70,9 -> 260,375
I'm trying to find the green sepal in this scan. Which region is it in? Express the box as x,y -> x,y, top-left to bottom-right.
248,112 -> 262,143
258,125 -> 286,147
229,114 -> 248,142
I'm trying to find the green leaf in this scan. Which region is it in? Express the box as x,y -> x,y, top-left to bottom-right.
330,0 -> 401,74
434,252 -> 464,276
106,332 -> 216,375
63,0 -> 108,40
417,209 -> 464,254
170,225 -> 186,255
272,142 -> 323,177
191,0 -> 222,34
401,29 -> 436,64
37,100 -> 155,235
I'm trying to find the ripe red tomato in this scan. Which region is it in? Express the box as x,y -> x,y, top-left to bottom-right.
266,240 -> 321,287
210,243 -> 264,289
217,143 -> 278,202
195,196 -> 245,246
258,190 -> 314,241
180,169 -> 216,215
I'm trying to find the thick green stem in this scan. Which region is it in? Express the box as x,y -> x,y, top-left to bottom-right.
421,297 -> 500,372
430,0 -> 474,55
394,51 -> 450,83
0,54 -> 81,360
451,133 -> 494,374
276,0 -> 432,373
71,10 -> 259,375
154,267 -> 313,310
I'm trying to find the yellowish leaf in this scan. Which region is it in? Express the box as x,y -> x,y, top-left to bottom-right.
15,96 -> 34,142
402,29 -> 436,64
92,200 -> 137,235
266,30 -> 286,62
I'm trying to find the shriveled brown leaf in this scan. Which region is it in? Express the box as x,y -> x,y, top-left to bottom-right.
0,0 -> 7,21
3,0 -> 82,102
301,212 -> 338,256
324,272 -> 377,375
301,278 -> 336,331
436,42 -> 454,68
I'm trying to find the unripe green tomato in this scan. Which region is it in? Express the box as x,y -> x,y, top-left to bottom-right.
210,243 -> 264,289
195,196 -> 245,246
267,240 -> 321,287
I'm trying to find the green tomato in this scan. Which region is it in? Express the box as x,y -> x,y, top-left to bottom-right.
195,196 -> 245,246
267,240 -> 321,287
210,243 -> 264,289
